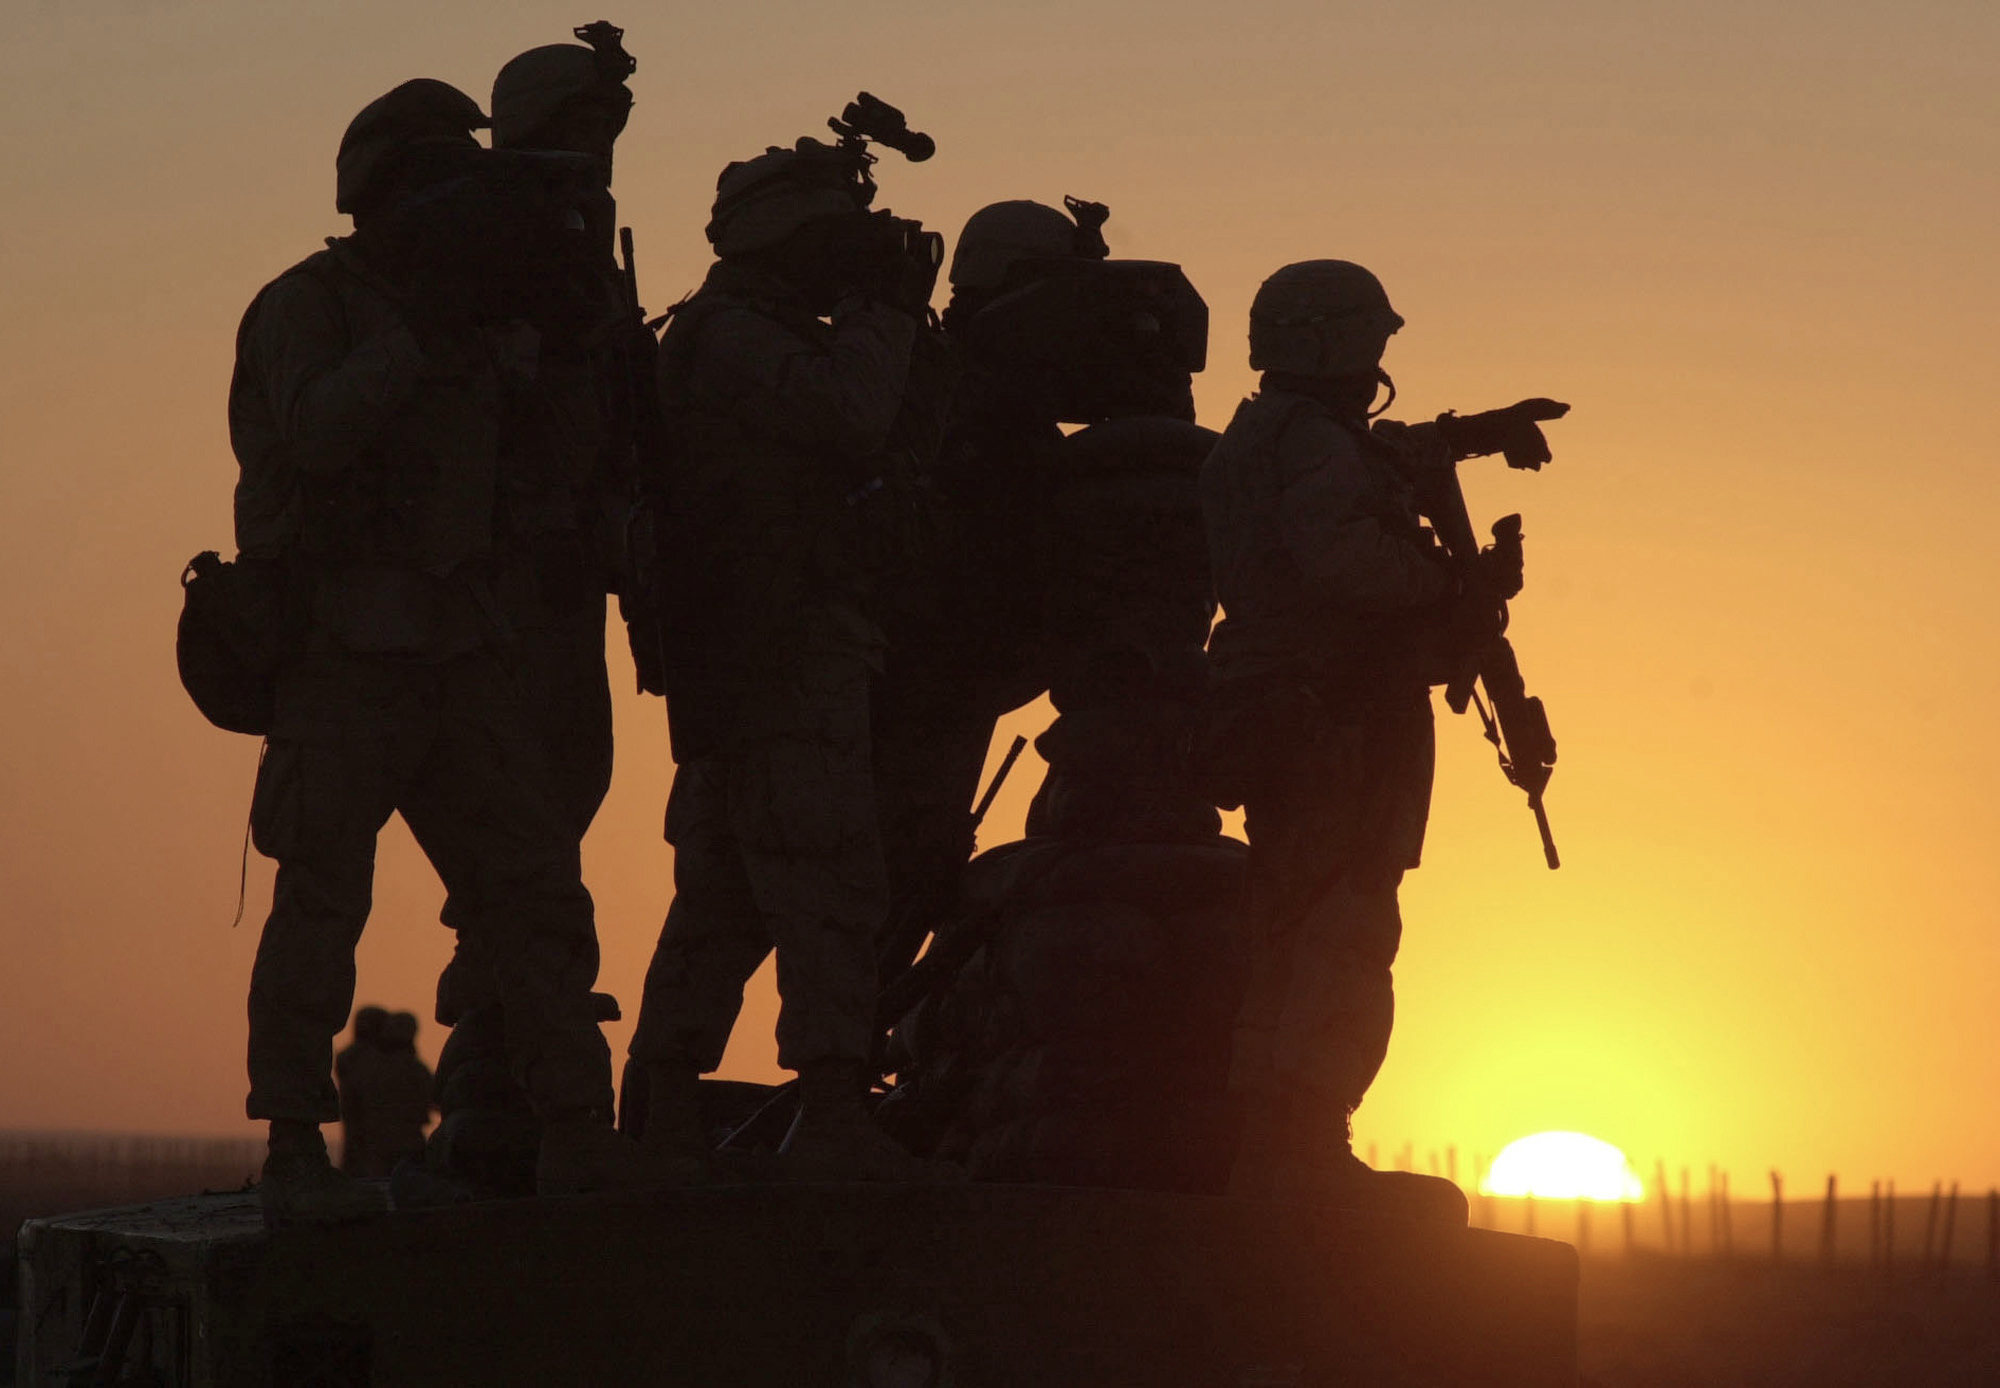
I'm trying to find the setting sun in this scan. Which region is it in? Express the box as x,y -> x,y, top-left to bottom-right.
1483,1133 -> 1644,1202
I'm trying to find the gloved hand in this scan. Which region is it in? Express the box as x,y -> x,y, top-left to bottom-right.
1439,399 -> 1571,470
1476,513 -> 1526,600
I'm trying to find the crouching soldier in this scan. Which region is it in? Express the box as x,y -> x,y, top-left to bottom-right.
1202,260 -> 1564,1219
624,142 -> 943,1181
230,80 -> 648,1222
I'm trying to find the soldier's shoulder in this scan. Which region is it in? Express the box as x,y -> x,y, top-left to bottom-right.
1215,391 -> 1354,465
240,244 -> 351,332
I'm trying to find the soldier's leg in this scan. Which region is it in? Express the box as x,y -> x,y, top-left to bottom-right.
396,651 -> 644,1194
870,668 -> 999,984
620,757 -> 772,1167
735,657 -> 941,1180
1268,872 -> 1403,1112
246,653 -> 411,1222
628,756 -> 776,1076
431,601 -> 613,1120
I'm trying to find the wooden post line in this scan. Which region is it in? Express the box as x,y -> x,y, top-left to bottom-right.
1770,1170 -> 1784,1263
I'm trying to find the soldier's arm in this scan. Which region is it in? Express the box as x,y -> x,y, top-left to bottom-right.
243,273 -> 431,475
689,299 -> 917,457
1277,413 -> 1451,612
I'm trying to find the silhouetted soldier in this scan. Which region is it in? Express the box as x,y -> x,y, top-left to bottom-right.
426,23 -> 642,1194
869,199 -> 1113,986
231,79 -> 649,1222
624,144 -> 939,1181
1202,260 -> 1562,1218
335,1007 -> 434,1177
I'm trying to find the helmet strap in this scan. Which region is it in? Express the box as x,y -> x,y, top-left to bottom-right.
1368,367 -> 1397,419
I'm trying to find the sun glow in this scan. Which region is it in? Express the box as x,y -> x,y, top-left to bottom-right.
1482,1132 -> 1644,1202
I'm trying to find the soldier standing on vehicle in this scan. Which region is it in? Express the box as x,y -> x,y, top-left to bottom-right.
232,79 -> 649,1223
423,22 -> 645,1199
1202,259 -> 1564,1218
623,139 -> 942,1181
869,198 -> 1109,986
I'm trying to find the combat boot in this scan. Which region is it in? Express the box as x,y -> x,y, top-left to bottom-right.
1228,1102 -> 1467,1225
1303,1148 -> 1470,1225
534,1113 -> 658,1196
781,1061 -> 956,1183
258,1121 -> 388,1227
633,1062 -> 712,1186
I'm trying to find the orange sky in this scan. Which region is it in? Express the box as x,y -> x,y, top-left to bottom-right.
2,1 -> 1995,1196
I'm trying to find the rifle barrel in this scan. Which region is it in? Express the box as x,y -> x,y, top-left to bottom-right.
972,734 -> 1029,829
1532,797 -> 1560,870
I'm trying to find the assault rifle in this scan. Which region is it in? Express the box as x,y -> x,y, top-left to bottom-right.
614,222 -> 674,696
1420,440 -> 1563,870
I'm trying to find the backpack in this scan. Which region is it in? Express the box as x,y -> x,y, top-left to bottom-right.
175,550 -> 295,735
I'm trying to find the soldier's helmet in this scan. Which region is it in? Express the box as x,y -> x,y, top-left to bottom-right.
948,199 -> 1108,291
352,1005 -> 391,1046
491,42 -> 633,150
338,79 -> 490,218
382,1011 -> 420,1053
335,79 -> 488,216
704,146 -> 864,257
1247,260 -> 1405,376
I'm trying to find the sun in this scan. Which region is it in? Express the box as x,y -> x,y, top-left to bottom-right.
1482,1132 -> 1644,1202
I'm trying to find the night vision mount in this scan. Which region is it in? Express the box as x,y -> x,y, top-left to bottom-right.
827,92 -> 936,165
573,20 -> 637,81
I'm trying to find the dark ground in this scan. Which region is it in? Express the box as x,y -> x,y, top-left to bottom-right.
9,1147 -> 2000,1386
1579,1254 -> 2000,1387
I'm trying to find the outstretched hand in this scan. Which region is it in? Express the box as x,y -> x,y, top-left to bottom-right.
1442,398 -> 1572,470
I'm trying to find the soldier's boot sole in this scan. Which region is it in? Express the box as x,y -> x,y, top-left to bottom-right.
779,1112 -> 963,1185
535,1119 -> 664,1197
257,1159 -> 389,1228
1259,1158 -> 1470,1225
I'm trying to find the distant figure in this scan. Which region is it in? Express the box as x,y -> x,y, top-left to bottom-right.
335,1008 -> 434,1177
1201,260 -> 1565,1219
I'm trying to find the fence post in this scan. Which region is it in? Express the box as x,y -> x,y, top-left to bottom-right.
1987,1190 -> 1997,1279
1939,1182 -> 1958,1272
1712,1160 -> 1728,1264
1680,1167 -> 1694,1256
1657,1160 -> 1674,1252
1770,1170 -> 1783,1262
1622,1195 -> 1635,1258
1821,1175 -> 1837,1266
1922,1181 -> 1942,1266
1885,1179 -> 1896,1272
1525,1192 -> 1537,1237
1721,1170 -> 1733,1257
1870,1180 -> 1881,1268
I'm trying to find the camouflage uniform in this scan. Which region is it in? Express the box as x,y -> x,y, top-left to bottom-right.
233,238 -> 616,1128
628,261 -> 916,1073
869,347 -> 1061,983
1202,384 -> 1450,1117
429,179 -> 632,1096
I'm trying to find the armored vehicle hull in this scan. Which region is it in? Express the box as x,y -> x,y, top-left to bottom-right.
18,1183 -> 1576,1385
